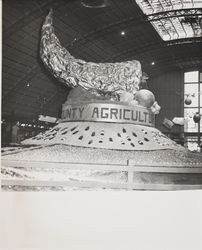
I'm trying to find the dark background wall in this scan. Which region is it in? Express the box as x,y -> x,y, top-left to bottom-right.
148,70 -> 184,135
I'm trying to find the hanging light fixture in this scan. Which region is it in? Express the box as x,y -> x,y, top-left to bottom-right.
184,94 -> 192,105
121,31 -> 125,36
193,112 -> 201,123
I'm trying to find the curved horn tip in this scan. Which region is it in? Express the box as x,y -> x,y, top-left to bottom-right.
48,8 -> 53,15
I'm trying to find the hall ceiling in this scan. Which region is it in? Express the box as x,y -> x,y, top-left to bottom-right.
136,0 -> 202,41
2,0 -> 202,119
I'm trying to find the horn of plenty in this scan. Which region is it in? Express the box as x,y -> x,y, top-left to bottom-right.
40,9 -> 142,100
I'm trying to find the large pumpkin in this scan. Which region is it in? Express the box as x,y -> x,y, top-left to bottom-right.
134,89 -> 155,108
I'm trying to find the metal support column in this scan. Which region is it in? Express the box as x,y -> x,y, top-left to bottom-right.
198,71 -> 201,148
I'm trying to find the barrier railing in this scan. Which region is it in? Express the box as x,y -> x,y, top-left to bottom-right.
1,160 -> 202,191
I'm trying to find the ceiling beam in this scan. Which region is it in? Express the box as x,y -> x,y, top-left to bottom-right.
147,8 -> 202,22
3,66 -> 39,102
3,0 -> 59,40
67,15 -> 147,48
108,37 -> 202,61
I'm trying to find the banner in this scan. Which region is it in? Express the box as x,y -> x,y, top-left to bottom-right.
61,102 -> 155,127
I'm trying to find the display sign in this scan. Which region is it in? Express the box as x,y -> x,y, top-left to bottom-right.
61,103 -> 155,127
172,117 -> 185,126
39,115 -> 58,123
163,118 -> 174,130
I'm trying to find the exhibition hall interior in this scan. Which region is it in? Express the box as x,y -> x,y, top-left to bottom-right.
1,0 -> 202,191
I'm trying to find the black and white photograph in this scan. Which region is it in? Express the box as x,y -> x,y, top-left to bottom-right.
1,0 -> 202,191
1,1 -> 202,250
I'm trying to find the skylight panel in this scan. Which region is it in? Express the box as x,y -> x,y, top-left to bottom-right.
136,0 -> 202,41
